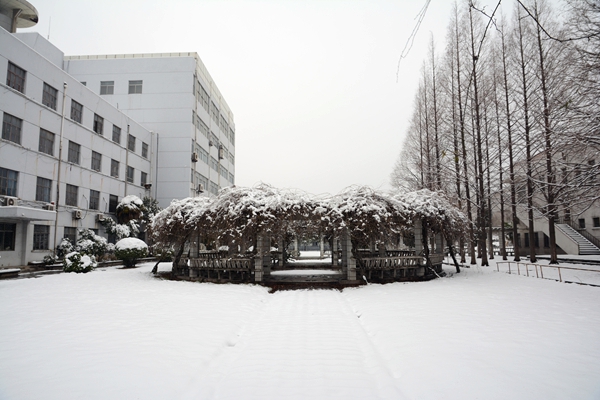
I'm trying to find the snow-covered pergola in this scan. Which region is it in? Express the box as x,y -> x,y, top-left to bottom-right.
150,184 -> 469,284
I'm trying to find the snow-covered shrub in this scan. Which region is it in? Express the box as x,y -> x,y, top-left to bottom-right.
115,238 -> 148,268
75,229 -> 109,258
43,255 -> 57,265
57,238 -> 74,259
63,251 -> 96,273
116,195 -> 144,224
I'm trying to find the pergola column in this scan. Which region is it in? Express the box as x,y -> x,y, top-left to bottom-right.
254,232 -> 265,282
278,235 -> 284,267
435,233 -> 443,254
332,232 -> 338,266
341,228 -> 356,281
319,234 -> 324,258
413,218 -> 425,277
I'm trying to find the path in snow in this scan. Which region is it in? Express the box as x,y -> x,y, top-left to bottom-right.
188,290 -> 406,400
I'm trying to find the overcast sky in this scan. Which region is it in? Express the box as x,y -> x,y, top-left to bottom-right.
27,0 -> 508,196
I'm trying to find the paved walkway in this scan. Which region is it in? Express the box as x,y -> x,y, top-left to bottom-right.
187,290 -> 407,399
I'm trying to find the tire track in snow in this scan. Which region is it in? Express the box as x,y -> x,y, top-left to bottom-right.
185,290 -> 407,400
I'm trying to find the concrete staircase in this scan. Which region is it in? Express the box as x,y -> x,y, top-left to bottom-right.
516,205 -> 600,255
556,224 -> 600,255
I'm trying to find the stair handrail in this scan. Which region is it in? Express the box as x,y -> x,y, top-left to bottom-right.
556,218 -> 600,250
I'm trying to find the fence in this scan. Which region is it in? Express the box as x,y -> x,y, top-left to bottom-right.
496,261 -> 600,287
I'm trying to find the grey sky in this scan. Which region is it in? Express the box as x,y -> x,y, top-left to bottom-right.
27,0 -> 506,196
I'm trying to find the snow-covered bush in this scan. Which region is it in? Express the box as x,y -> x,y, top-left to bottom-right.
57,238 -> 74,259
75,229 -> 109,258
63,251 -> 96,273
116,195 -> 144,223
115,238 -> 148,268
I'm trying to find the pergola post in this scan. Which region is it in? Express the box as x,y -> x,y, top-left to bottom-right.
341,228 -> 356,281
278,235 -> 284,267
413,218 -> 425,277
332,232 -> 338,266
435,233 -> 443,254
254,232 -> 264,282
293,236 -> 298,258
319,234 -> 324,258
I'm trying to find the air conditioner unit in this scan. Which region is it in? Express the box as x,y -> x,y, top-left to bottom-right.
208,140 -> 214,147
72,209 -> 83,219
96,214 -> 106,223
43,203 -> 55,211
0,196 -> 18,206
191,152 -> 199,162
196,183 -> 204,193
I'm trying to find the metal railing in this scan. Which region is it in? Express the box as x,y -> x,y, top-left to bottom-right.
496,261 -> 600,287
556,218 -> 600,250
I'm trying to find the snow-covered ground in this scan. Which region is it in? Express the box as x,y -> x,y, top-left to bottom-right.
1,261 -> 599,399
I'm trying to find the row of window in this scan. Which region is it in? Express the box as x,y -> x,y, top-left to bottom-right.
0,167 -> 147,205
100,80 -> 143,95
5,62 -> 149,158
1,223 -> 110,252
192,109 -> 235,146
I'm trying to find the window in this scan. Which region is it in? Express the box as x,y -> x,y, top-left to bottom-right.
128,80 -> 142,94
534,232 -> 539,248
543,233 -> 550,248
100,81 -> 114,95
199,82 -> 209,111
111,159 -> 119,178
197,117 -> 209,137
63,227 -> 77,244
210,156 -> 218,171
91,151 -> 102,172
90,189 -> 100,210
68,141 -> 80,164
229,172 -> 234,183
81,82 -> 86,86
210,101 -> 219,124
579,218 -> 586,229
126,166 -> 134,183
36,177 -> 52,202
524,233 -> 530,248
7,62 -> 26,93
0,223 -> 16,251
39,128 -> 55,155
109,194 -> 118,213
112,125 -> 121,144
141,172 -> 148,186
230,153 -> 235,165
197,173 -> 208,191
210,181 -> 219,195
0,167 -> 18,196
142,142 -> 148,158
2,113 -> 22,144
65,184 -> 78,206
42,83 -> 58,110
198,146 -> 208,164
594,217 -> 600,228
93,114 -> 104,135
33,225 -> 49,250
127,134 -> 136,152
229,128 -> 235,146
70,100 -> 83,123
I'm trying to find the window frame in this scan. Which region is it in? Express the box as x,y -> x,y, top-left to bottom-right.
2,113 -> 22,144
35,177 -> 52,202
7,62 -> 26,93
100,81 -> 114,95
109,194 -> 118,213
128,80 -> 143,94
90,189 -> 100,210
126,166 -> 134,183
63,227 -> 77,245
141,171 -> 148,186
65,184 -> 78,207
110,159 -> 119,178
0,223 -> 16,251
33,225 -> 50,250
68,141 -> 80,164
70,100 -> 83,123
127,134 -> 136,152
142,142 -> 149,159
93,114 -> 104,135
91,151 -> 102,172
39,128 -> 55,156
0,167 -> 18,197
42,83 -> 58,110
112,125 -> 121,144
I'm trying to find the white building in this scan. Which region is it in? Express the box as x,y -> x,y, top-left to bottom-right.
0,23 -> 157,266
64,53 -> 236,208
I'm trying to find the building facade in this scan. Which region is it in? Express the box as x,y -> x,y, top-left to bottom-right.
0,28 -> 157,267
63,53 -> 236,208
